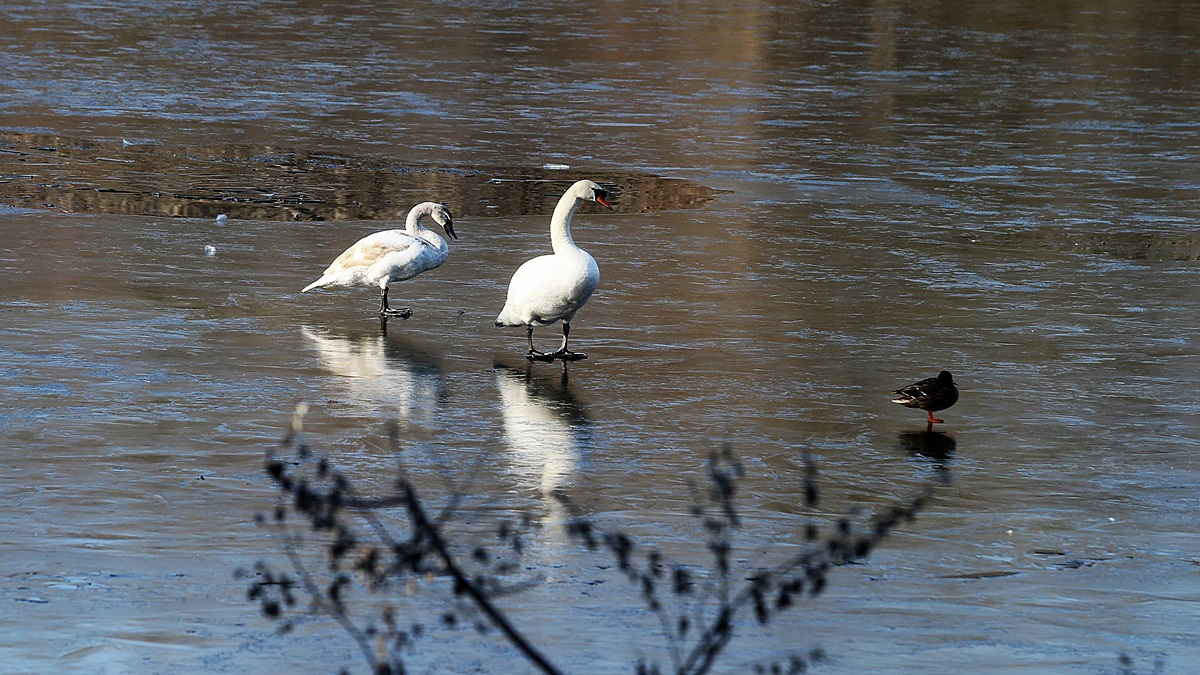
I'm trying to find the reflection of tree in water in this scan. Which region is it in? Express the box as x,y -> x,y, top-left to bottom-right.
493,362 -> 590,537
301,325 -> 446,425
970,226 -> 1200,262
0,131 -> 718,221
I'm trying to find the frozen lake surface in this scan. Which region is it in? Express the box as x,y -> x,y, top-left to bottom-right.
2,1 -> 1199,673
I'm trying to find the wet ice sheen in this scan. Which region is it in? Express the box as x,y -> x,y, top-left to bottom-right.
2,1 -> 1200,673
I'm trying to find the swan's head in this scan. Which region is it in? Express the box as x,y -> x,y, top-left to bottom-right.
412,201 -> 457,240
571,179 -> 614,210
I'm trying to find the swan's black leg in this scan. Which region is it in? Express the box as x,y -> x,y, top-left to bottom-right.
526,325 -> 552,361
549,322 -> 586,361
379,287 -> 412,319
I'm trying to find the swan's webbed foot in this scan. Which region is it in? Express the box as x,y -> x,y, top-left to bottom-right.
378,288 -> 410,319
527,350 -> 587,362
552,350 -> 587,361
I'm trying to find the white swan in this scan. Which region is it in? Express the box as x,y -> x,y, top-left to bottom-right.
495,180 -> 611,360
301,202 -> 456,317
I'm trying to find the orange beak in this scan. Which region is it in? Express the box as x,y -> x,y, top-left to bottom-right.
595,195 -> 613,210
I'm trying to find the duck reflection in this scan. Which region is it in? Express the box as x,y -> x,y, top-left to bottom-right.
897,430 -> 956,484
898,430 -> 956,460
301,325 -> 446,425
493,361 -> 590,533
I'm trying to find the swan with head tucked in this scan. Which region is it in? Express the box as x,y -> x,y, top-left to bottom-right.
301,202 -> 456,318
495,180 -> 611,360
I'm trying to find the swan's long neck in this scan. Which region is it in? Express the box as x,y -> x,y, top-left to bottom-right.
405,207 -> 447,252
405,207 -> 429,235
549,193 -> 582,254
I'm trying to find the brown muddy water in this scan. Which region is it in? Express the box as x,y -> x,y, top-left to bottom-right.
2,1 -> 1200,673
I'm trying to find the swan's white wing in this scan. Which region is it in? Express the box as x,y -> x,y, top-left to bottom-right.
306,229 -> 446,290
497,251 -> 598,326
324,230 -> 421,274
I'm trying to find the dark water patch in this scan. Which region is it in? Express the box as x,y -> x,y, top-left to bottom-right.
967,226 -> 1200,262
939,570 -> 1021,580
0,131 -> 718,221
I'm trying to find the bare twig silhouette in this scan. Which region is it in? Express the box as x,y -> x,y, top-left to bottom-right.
245,412 -> 934,675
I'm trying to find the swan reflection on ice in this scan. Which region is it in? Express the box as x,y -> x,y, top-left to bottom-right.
301,326 -> 445,425
493,362 -> 590,533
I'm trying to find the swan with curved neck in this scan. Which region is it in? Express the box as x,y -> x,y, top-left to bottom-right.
302,201 -> 457,318
495,179 -> 612,360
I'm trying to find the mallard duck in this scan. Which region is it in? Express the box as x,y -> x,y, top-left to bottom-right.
892,370 -> 959,425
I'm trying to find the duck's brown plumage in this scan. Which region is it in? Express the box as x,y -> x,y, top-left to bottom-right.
892,370 -> 958,425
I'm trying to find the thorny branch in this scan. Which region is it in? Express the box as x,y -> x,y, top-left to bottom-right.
245,406 -> 560,675
246,414 -> 935,675
557,445 -> 932,675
